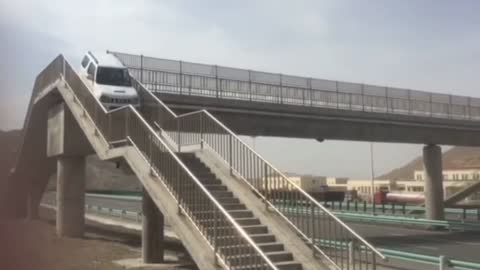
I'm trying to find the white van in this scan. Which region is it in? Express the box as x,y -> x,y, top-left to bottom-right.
79,51 -> 140,110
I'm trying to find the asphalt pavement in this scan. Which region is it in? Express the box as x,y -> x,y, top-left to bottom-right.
42,192 -> 480,263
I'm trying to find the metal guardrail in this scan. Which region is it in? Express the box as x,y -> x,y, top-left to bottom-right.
34,55 -> 279,270
378,249 -> 480,270
88,191 -> 480,220
85,193 -> 480,232
331,212 -> 480,231
79,198 -> 480,270
85,204 -> 143,223
86,193 -> 142,202
110,51 -> 480,122
318,240 -> 480,270
323,200 -> 480,221
111,51 -> 387,269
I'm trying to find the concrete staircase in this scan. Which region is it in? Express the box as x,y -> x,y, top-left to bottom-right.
8,55 -> 298,270
179,152 -> 303,270
9,54 -> 382,270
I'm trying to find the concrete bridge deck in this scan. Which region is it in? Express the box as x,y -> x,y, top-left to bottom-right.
112,51 -> 480,146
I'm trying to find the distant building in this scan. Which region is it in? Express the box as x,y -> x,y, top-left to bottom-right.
264,171 -> 479,202
414,167 -> 480,181
263,172 -> 326,192
327,177 -> 392,200
326,177 -> 477,201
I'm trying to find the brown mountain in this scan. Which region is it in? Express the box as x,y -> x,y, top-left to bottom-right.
0,129 -> 140,192
380,146 -> 480,180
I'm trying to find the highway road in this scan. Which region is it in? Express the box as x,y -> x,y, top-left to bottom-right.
349,222 -> 480,263
324,201 -> 480,222
42,192 -> 480,263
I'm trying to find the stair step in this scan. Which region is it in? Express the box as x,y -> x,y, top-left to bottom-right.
222,203 -> 247,210
225,253 -> 293,267
204,185 -> 228,191
275,261 -> 303,270
217,197 -> 240,204
228,210 -> 254,218
250,233 -> 276,243
180,158 -> 205,165
188,166 -> 210,172
219,242 -> 286,255
177,152 -> 303,270
265,251 -> 294,262
235,217 -> 261,226
211,191 -> 234,198
188,168 -> 211,175
207,225 -> 268,236
257,242 -> 285,252
198,177 -> 219,184
242,225 -> 268,234
233,261 -> 302,270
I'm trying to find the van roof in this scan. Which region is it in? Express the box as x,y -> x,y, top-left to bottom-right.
88,51 -> 125,68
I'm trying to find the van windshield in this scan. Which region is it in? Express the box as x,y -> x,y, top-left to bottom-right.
96,67 -> 132,86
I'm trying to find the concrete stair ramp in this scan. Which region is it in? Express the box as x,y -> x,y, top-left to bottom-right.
6,55 -> 287,270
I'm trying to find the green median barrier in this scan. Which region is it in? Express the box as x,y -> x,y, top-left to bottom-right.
86,190 -> 142,196
314,238 -> 480,270
378,248 -> 439,266
450,259 -> 480,270
86,193 -> 142,201
332,212 -> 480,231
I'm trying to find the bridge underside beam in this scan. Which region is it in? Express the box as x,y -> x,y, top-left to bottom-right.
158,93 -> 480,146
215,112 -> 480,145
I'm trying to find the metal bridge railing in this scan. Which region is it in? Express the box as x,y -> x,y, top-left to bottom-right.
32,55 -> 280,270
111,51 -> 480,122
115,53 -> 387,269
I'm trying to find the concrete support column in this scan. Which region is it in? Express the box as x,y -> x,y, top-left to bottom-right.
142,189 -> 164,263
423,144 -> 445,220
56,156 -> 86,237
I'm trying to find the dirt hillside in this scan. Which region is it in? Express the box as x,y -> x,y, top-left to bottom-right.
380,146 -> 480,180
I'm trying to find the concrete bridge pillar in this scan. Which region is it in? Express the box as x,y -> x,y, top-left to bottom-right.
423,144 -> 445,220
142,189 -> 164,263
47,103 -> 92,237
56,156 -> 86,237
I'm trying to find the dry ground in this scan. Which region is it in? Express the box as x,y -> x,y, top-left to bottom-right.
0,219 -> 140,270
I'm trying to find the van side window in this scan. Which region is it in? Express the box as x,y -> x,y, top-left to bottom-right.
87,63 -> 96,79
81,56 -> 89,68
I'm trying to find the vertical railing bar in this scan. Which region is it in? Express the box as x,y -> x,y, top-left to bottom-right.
229,134 -> 233,175
311,204 -> 316,256
214,207 -> 218,265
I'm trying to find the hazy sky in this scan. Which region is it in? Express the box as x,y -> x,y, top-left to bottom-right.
1,0 -> 479,178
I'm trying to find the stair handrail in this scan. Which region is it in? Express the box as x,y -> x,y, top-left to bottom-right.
21,55 -> 280,270
156,84 -> 386,261
113,54 -> 386,268
201,109 -> 387,260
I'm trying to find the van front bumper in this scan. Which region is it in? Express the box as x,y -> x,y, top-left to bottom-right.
103,103 -> 141,111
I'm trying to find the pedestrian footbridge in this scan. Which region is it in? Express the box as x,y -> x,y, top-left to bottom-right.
112,51 -> 480,146
5,55 -> 385,269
